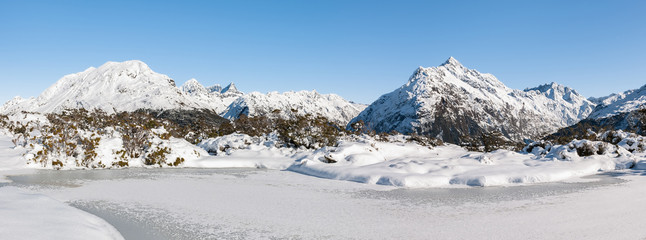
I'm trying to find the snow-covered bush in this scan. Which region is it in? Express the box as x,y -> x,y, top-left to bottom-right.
539,140 -> 615,161
198,133 -> 279,155
460,130 -> 522,152
526,129 -> 645,163
405,132 -> 443,147
4,109 -> 211,169
598,130 -> 645,153
523,140 -> 553,156
570,140 -> 610,156
230,113 -> 346,149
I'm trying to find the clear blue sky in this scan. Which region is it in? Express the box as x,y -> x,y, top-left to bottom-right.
1,0 -> 644,104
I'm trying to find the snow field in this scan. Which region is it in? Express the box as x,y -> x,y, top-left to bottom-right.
0,187 -> 123,240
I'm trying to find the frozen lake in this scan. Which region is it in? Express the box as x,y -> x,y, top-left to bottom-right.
3,168 -> 645,239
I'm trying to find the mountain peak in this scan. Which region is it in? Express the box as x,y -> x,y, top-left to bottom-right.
184,78 -> 200,85
98,60 -> 152,73
440,57 -> 462,67
525,82 -> 580,95
206,84 -> 222,93
180,79 -> 208,95
83,60 -> 171,86
222,82 -> 241,94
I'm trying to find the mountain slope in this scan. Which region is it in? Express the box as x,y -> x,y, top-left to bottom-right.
588,84 -> 646,119
222,90 -> 366,125
348,57 -> 595,143
546,108 -> 646,142
2,61 -> 208,114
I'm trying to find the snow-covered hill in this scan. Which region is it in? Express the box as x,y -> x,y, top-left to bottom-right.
1,60 -> 210,114
348,57 -> 595,143
588,84 -> 646,119
222,90 -> 366,125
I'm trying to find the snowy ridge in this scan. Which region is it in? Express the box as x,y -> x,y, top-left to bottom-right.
222,90 -> 367,124
588,84 -> 646,119
180,78 -> 210,95
0,60 -> 362,125
1,61 -> 211,114
179,79 -> 243,114
349,57 -> 595,143
522,82 -> 595,125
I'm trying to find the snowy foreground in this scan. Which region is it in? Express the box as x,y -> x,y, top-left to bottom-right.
18,131 -> 645,188
0,187 -> 123,240
2,133 -> 646,239
2,167 -> 646,239
195,134 -> 644,188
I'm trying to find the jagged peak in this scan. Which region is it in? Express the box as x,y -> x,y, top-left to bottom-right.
525,82 -> 578,94
523,82 -> 589,104
440,57 -> 463,67
206,84 -> 222,93
222,82 -> 240,94
407,57 -> 509,91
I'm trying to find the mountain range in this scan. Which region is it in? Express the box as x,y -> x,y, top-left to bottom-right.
2,58 -> 644,143
1,60 -> 364,125
588,84 -> 646,119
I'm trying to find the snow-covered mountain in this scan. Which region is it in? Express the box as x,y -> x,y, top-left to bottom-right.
348,57 -> 595,143
222,91 -> 367,125
523,82 -> 595,125
588,84 -> 646,119
179,79 -> 243,113
1,60 -> 211,114
1,60 -> 364,125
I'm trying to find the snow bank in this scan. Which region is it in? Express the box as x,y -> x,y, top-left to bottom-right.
0,134 -> 34,183
186,134 -> 645,187
0,135 -> 28,171
287,136 -> 639,188
0,187 -> 123,240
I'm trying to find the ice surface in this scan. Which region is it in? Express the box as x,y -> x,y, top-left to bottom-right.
4,168 -> 646,240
